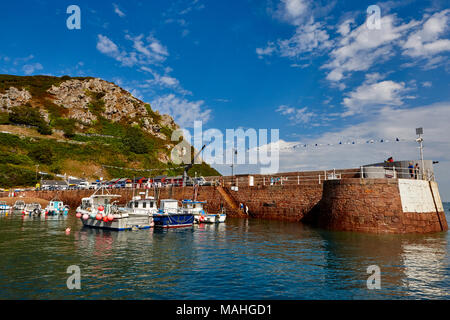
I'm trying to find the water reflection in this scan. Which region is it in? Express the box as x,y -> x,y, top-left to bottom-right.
0,208 -> 449,299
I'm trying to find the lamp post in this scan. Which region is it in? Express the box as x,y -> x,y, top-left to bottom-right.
415,127 -> 425,179
231,148 -> 237,186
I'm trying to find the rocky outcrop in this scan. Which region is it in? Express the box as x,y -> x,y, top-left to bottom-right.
47,78 -> 177,139
0,87 -> 32,112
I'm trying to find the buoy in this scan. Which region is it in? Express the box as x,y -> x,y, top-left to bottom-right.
96,213 -> 102,220
102,216 -> 108,222
90,213 -> 96,219
98,206 -> 104,212
22,211 -> 25,215
82,214 -> 89,220
107,214 -> 114,222
75,212 -> 82,218
65,228 -> 71,234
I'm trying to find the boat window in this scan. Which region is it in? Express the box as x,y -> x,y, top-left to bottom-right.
143,202 -> 147,208
135,201 -> 138,208
150,202 -> 154,208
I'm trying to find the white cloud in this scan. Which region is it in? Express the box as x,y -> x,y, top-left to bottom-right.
276,105 -> 316,124
422,81 -> 432,87
22,63 -> 43,75
140,67 -> 191,95
113,3 -> 126,17
151,94 -> 211,127
97,35 -> 119,55
342,79 -> 410,116
256,42 -> 276,59
97,34 -> 169,68
402,9 -> 450,64
323,14 -> 419,82
278,19 -> 332,57
274,0 -> 309,26
337,18 -> 354,36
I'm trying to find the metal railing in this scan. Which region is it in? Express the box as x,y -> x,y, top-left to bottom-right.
205,166 -> 435,188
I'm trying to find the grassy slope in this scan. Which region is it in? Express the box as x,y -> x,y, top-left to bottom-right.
0,75 -> 220,187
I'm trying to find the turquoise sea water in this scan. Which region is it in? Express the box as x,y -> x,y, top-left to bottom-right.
0,204 -> 449,300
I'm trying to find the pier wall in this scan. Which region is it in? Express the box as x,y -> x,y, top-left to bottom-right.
318,179 -> 448,233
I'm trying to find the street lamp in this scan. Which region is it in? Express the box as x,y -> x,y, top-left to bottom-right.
231,148 -> 237,186
415,127 -> 425,179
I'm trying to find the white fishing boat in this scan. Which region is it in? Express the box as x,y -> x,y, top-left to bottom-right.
44,198 -> 69,216
181,200 -> 226,224
76,187 -> 153,231
13,200 -> 26,211
23,203 -> 42,216
124,191 -> 158,217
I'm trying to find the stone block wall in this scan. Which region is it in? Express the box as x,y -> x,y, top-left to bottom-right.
318,178 -> 448,233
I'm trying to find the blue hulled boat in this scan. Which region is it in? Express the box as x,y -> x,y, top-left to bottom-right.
153,199 -> 194,228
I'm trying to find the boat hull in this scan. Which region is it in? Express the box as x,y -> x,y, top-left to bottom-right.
81,215 -> 153,231
195,213 -> 226,224
153,213 -> 194,228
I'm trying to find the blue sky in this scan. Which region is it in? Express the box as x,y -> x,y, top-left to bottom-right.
1,0 -> 450,198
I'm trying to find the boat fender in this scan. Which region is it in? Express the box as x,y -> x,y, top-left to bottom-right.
82,214 -> 89,220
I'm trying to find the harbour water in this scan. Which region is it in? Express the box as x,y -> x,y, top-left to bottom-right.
0,204 -> 449,300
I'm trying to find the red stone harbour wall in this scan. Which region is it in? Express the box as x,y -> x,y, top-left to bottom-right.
18,178 -> 448,234
318,179 -> 448,234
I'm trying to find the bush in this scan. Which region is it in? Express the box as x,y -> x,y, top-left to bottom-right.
0,112 -> 10,124
28,144 -> 54,165
9,104 -> 44,126
9,104 -> 52,135
37,122 -> 52,135
122,126 -> 150,154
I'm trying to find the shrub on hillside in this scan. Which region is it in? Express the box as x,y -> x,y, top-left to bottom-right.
9,104 -> 52,135
122,126 -> 150,154
27,144 -> 54,165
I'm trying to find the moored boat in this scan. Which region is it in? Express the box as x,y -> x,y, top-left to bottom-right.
23,203 -> 42,216
13,200 -> 26,211
76,187 -> 153,231
44,198 -> 69,216
181,200 -> 226,224
153,199 -> 194,228
0,201 -> 10,212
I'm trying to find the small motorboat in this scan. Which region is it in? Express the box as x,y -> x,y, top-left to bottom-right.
44,198 -> 69,216
0,201 -> 11,212
13,200 -> 26,211
153,199 -> 194,228
23,203 -> 42,216
181,200 -> 226,224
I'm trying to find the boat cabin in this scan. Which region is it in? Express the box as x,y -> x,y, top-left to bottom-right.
127,197 -> 157,210
159,199 -> 179,214
49,200 -> 65,210
181,200 -> 206,213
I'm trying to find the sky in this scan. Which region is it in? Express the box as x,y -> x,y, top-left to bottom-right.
1,0 -> 450,199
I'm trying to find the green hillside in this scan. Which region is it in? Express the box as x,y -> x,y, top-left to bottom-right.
0,75 -> 220,187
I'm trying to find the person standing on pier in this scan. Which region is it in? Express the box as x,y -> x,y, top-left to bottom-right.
408,162 -> 414,178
